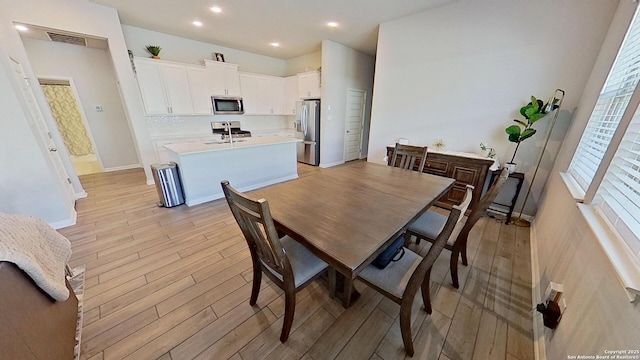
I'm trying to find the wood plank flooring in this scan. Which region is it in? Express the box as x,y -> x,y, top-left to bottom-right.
59,164 -> 534,360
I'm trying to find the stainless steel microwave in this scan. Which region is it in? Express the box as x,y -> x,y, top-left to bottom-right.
212,96 -> 244,115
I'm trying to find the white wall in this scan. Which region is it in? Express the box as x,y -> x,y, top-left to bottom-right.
368,0 -> 618,215
285,51 -> 322,76
533,1 -> 640,356
0,0 -> 154,225
22,38 -> 139,170
320,40 -> 375,167
122,25 -> 287,76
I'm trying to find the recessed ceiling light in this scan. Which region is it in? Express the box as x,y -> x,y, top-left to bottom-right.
210,6 -> 222,13
327,22 -> 339,28
270,42 -> 280,47
15,24 -> 29,31
193,20 -> 203,27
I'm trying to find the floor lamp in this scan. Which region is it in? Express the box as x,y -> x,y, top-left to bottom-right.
512,89 -> 565,227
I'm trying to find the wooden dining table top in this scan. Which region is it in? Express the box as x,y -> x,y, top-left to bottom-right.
249,161 -> 455,279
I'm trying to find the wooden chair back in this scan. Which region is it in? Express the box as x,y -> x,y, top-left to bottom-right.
402,205 -> 460,301
221,180 -> 290,278
460,167 -> 509,234
391,144 -> 428,172
449,167 -> 510,286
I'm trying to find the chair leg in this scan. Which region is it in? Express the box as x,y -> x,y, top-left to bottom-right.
280,286 -> 296,342
420,268 -> 433,314
399,301 -> 415,357
460,235 -> 469,266
250,265 -> 262,306
328,268 -> 336,299
450,248 -> 460,289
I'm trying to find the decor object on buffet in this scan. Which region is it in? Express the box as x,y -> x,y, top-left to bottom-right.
432,139 -> 446,151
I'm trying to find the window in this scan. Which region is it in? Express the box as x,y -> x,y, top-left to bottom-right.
568,6 -> 640,191
566,4 -> 640,301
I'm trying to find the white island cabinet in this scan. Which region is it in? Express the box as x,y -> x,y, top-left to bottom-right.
164,136 -> 301,206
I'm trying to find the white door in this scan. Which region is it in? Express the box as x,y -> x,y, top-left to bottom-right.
10,58 -> 76,205
344,89 -> 366,162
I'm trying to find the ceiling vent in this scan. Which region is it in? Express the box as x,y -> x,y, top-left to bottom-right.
47,32 -> 87,46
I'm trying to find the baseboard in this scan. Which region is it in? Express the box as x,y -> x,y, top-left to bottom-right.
511,211 -> 534,223
103,164 -> 141,172
530,221 -> 546,360
147,178 -> 155,186
75,191 -> 88,199
50,208 -> 77,229
319,160 -> 345,168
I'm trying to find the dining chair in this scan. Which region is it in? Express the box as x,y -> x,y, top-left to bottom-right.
357,205 -> 461,357
405,167 -> 510,288
221,180 -> 331,342
390,143 -> 428,172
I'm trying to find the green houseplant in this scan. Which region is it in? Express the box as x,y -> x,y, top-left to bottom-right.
145,45 -> 162,59
505,96 -> 550,170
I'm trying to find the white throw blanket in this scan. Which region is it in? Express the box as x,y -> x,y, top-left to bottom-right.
0,213 -> 72,301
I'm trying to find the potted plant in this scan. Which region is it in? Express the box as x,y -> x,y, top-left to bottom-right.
145,45 -> 162,59
504,95 -> 549,173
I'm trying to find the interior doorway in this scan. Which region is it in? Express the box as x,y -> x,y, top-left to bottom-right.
344,89 -> 366,162
39,77 -> 103,176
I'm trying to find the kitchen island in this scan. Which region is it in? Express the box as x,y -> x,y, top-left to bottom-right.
165,136 -> 301,206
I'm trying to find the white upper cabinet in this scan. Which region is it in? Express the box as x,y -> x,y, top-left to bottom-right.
298,70 -> 321,99
239,74 -> 257,115
204,60 -> 241,97
240,72 -> 285,115
186,68 -> 214,114
135,59 -> 169,115
284,76 -> 299,115
159,65 -> 194,115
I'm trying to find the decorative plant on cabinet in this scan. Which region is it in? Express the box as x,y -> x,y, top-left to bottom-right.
145,45 -> 162,59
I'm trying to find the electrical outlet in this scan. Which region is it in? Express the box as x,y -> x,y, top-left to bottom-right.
544,282 -> 563,303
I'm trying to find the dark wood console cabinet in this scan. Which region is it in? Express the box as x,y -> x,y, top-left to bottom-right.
386,146 -> 495,211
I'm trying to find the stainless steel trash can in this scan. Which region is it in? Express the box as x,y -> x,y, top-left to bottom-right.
151,162 -> 185,207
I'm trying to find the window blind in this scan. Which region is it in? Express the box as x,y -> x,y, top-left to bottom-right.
593,117 -> 640,256
568,7 -> 640,191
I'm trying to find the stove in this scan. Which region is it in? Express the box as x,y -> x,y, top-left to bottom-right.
211,121 -> 252,139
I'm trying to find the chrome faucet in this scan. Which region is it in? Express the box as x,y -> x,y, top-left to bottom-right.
224,121 -> 233,144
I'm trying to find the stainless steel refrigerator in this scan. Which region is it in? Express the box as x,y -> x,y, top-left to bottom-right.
295,100 -> 320,165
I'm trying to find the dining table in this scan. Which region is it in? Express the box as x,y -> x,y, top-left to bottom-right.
250,161 -> 455,307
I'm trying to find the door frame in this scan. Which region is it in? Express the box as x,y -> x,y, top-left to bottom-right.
8,57 -> 79,207
38,75 -> 105,172
343,88 -> 367,161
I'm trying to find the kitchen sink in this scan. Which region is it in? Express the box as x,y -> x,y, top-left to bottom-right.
204,139 -> 247,145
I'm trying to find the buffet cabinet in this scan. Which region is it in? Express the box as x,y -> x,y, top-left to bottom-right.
386,147 -> 494,211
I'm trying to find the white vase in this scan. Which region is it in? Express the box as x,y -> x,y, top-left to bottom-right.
505,162 -> 517,174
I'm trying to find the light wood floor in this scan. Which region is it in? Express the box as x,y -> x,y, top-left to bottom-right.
60,164 -> 534,360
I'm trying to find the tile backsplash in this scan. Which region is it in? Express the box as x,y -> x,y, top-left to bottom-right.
145,115 -> 293,137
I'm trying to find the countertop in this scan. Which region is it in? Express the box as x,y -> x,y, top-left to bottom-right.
164,136 -> 301,155
385,147 -> 501,171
